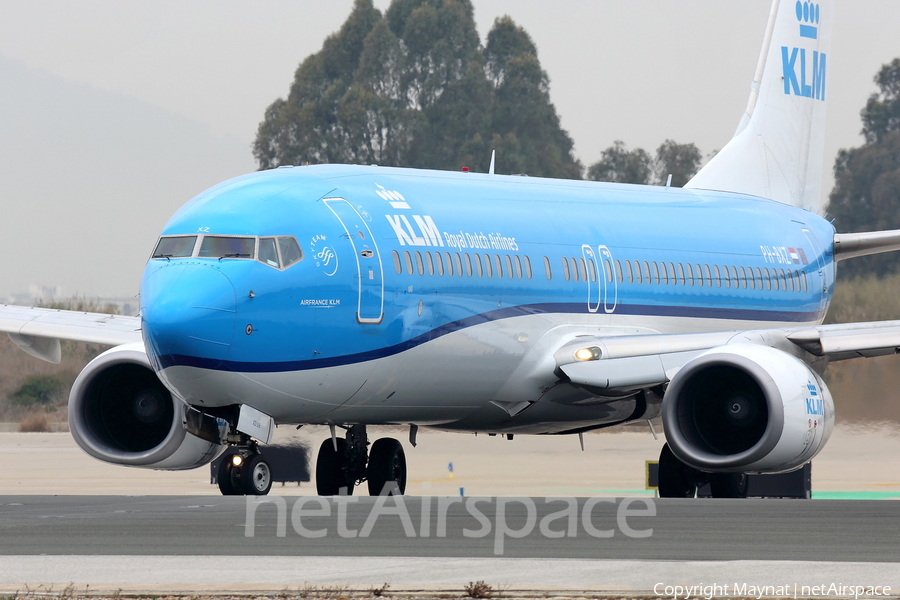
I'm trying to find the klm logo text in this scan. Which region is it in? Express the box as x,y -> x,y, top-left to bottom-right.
806,398 -> 824,416
782,47 -> 826,101
385,215 -> 444,247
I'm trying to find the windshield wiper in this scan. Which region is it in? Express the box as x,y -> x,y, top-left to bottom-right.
219,253 -> 251,260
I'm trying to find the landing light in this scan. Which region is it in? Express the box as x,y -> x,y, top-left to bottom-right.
575,346 -> 602,361
231,454 -> 244,467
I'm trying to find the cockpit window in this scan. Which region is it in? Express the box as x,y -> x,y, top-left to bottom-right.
258,237 -> 279,268
152,236 -> 196,259
198,236 -> 255,259
278,236 -> 303,268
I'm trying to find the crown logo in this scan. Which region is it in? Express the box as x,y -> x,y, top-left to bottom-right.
796,1 -> 820,40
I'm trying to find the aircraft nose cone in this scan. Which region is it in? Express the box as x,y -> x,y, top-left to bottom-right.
141,263 -> 237,365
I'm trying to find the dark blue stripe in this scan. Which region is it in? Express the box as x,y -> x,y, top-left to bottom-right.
156,302 -> 824,374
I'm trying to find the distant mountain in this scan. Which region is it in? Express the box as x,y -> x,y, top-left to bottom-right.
0,55 -> 257,299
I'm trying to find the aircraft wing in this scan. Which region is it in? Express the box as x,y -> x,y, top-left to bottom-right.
0,304 -> 142,364
555,321 -> 900,390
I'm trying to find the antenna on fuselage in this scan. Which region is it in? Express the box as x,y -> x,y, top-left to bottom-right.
488,150 -> 496,175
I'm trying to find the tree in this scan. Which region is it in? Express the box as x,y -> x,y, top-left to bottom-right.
654,139 -> 702,187
253,0 -> 581,178
483,17 -> 582,179
586,140 -> 701,186
828,58 -> 900,277
586,141 -> 653,184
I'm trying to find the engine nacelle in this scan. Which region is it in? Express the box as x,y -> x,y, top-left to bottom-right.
662,344 -> 834,473
68,342 -> 224,470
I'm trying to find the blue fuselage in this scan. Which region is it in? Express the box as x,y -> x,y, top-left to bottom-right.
139,165 -> 835,432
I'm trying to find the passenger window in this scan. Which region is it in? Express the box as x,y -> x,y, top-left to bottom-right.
658,262 -> 668,285
677,263 -> 685,286
731,266 -> 740,289
259,237 -> 280,268
392,250 -> 402,274
713,265 -> 721,288
642,261 -> 651,284
562,257 -> 570,281
544,256 -> 552,280
787,270 -> 795,291
454,253 -> 464,277
435,252 -> 445,276
404,251 -> 414,275
483,254 -> 493,278
278,236 -> 303,268
756,267 -> 765,290
721,265 -> 730,288
652,262 -> 660,285
685,263 -> 694,286
495,254 -> 504,278
626,260 -> 634,284
802,271 -> 809,293
771,269 -> 779,291
415,251 -> 425,275
632,260 -> 641,284
465,253 -> 474,277
615,260 -> 624,284
153,235 -> 197,259
703,264 -> 712,287
587,258 -> 597,282
444,252 -> 454,276
514,255 -> 523,279
426,252 -> 435,276
524,256 -> 533,279
199,236 -> 255,259
578,257 -> 588,282
779,268 -> 787,291
738,266 -> 748,289
667,262 -> 676,285
506,255 -> 515,278
695,264 -> 703,287
604,260 -> 613,283
475,253 -> 484,277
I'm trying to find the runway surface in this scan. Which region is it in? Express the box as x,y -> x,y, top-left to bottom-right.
1,495 -> 899,594
1,495 -> 899,560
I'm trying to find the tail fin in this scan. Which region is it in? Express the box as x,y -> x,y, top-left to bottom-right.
685,0 -> 833,215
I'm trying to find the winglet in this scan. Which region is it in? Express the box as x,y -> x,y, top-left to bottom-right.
488,150 -> 495,176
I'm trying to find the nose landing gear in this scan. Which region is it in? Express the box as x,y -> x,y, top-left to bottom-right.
216,441 -> 273,496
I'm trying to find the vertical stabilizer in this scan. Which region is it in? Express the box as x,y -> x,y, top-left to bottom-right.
685,0 -> 833,214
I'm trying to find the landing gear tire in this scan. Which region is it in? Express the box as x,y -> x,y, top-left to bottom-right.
367,437 -> 407,496
316,438 -> 354,495
241,454 -> 273,495
217,455 -> 242,496
658,443 -> 698,498
709,472 -> 748,498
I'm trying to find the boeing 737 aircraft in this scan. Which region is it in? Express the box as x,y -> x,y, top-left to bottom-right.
3,0 -> 900,498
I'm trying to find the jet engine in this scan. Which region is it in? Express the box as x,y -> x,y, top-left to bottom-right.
662,344 -> 834,474
68,342 -> 224,470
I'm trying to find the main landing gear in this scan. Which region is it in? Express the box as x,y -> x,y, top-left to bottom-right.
217,438 -> 273,496
315,424 -> 407,496
657,443 -> 747,499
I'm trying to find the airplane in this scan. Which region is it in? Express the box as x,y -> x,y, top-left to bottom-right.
3,0 -> 900,498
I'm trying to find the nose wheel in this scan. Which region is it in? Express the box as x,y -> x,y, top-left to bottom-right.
217,449 -> 272,496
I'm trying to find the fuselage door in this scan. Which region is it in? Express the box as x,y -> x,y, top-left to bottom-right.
598,245 -> 618,313
324,198 -> 384,324
802,228 -> 827,315
581,245 -> 601,313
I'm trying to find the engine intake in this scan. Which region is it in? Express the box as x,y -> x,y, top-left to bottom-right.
662,344 -> 833,473
69,342 -> 223,470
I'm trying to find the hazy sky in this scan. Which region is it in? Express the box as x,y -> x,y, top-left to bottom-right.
1,1 -> 899,298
